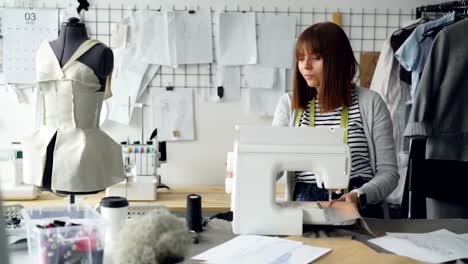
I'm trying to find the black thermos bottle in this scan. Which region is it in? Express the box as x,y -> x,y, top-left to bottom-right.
186,194 -> 203,232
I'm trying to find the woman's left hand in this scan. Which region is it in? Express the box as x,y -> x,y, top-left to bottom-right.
330,192 -> 359,208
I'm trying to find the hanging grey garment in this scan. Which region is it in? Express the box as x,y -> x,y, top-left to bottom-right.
404,19 -> 468,161
22,39 -> 125,192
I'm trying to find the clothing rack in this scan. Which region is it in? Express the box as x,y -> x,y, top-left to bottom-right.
416,0 -> 468,18
403,3 -> 468,218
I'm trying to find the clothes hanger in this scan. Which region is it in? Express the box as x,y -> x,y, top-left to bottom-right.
392,15 -> 430,36
420,6 -> 467,41
392,6 -> 432,36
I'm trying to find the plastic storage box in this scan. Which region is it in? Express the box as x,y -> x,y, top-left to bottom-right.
22,204 -> 105,264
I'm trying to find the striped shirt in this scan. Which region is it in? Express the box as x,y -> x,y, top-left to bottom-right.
295,88 -> 374,183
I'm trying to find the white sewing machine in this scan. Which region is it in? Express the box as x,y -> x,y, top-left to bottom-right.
230,126 -> 354,236
0,145 -> 39,200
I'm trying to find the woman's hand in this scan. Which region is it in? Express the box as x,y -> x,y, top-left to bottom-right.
330,192 -> 359,208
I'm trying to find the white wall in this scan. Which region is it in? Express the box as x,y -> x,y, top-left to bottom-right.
108,89 -> 273,185
0,0 -> 454,186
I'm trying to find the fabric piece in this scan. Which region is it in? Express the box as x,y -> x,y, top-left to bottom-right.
22,39 -> 125,192
370,39 -> 400,154
370,38 -> 406,205
369,18 -> 419,204
385,80 -> 411,205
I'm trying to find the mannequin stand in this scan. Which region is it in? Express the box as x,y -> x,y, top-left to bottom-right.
157,183 -> 170,190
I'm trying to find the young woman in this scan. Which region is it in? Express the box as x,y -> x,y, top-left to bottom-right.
272,22 -> 399,217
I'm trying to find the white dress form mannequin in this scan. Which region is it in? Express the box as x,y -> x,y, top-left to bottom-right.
22,18 -> 124,200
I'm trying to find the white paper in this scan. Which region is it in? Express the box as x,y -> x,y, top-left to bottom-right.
273,244 -> 331,264
132,10 -> 176,67
174,9 -> 213,64
193,235 -> 302,264
218,12 -> 257,66
0,160 -> 15,188
0,86 -> 38,144
369,229 -> 468,263
110,23 -> 127,48
0,39 -> 3,72
285,69 -> 294,92
107,47 -> 149,125
2,8 -> 58,84
137,64 -> 160,101
249,68 -> 286,116
212,65 -> 241,101
152,88 -> 194,141
59,0 -> 81,24
0,8 -> 3,70
244,65 -> 277,89
257,14 -> 296,69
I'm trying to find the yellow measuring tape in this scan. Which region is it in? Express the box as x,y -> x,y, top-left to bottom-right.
295,99 -> 349,143
293,99 -> 349,196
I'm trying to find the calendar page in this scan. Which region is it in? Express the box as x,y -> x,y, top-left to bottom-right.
2,8 -> 58,84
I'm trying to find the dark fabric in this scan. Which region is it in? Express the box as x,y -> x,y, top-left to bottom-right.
41,132 -> 57,190
293,179 -> 385,218
293,182 -> 341,201
390,27 -> 416,85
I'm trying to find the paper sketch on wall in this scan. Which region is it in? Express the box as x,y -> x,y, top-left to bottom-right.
111,23 -> 127,48
174,9 -> 213,64
249,68 -> 286,116
152,88 -> 194,141
2,8 -> 58,84
129,10 -> 177,67
218,12 -> 257,66
0,87 -> 38,144
106,47 -> 160,125
244,65 -> 277,89
257,13 -> 296,69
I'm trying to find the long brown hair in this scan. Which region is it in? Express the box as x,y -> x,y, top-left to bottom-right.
292,22 -> 358,112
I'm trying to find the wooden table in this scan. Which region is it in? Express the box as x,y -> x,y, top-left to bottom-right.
5,185 -> 231,212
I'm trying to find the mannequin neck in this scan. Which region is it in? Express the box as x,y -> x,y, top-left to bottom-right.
58,22 -> 89,44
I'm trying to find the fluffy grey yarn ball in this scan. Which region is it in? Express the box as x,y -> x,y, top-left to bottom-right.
114,206 -> 192,264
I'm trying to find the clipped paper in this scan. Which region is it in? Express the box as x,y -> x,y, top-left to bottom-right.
218,12 -> 257,66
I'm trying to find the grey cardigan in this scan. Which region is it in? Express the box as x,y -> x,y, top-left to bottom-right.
272,87 -> 399,204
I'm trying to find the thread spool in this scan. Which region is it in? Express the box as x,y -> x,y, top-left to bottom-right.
186,194 -> 203,232
100,196 -> 129,264
158,141 -> 167,161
